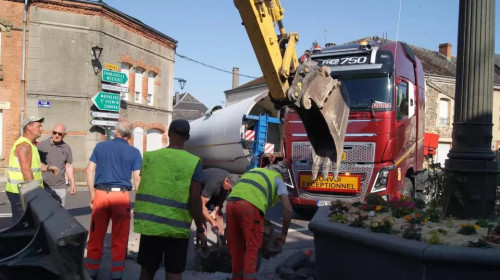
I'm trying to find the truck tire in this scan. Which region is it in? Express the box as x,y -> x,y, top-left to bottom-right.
402,177 -> 415,198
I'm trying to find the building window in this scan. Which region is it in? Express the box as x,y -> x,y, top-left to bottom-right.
135,68 -> 144,103
396,81 -> 409,120
147,129 -> 162,151
120,63 -> 131,101
439,98 -> 450,126
133,127 -> 144,156
147,72 -> 156,106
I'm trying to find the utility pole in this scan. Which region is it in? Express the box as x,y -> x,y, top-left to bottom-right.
445,0 -> 497,218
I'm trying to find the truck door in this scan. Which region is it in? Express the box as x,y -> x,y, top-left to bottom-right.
395,79 -> 415,171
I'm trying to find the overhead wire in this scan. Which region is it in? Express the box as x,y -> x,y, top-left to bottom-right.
175,52 -> 259,79
394,0 -> 403,63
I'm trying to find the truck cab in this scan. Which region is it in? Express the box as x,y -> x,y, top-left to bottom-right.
285,40 -> 426,212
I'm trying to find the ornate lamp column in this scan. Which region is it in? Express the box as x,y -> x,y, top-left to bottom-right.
445,0 -> 497,218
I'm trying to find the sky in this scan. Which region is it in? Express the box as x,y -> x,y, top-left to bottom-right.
103,0 -> 500,109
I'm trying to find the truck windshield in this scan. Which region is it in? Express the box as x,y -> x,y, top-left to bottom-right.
339,75 -> 393,111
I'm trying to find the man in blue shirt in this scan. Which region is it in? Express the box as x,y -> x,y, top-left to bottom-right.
84,119 -> 142,280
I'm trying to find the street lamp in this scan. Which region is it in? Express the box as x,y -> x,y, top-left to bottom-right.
91,45 -> 103,75
174,78 -> 187,90
91,45 -> 103,61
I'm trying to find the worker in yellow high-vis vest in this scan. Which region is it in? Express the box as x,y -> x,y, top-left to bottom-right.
6,116 -> 59,223
226,163 -> 293,280
134,119 -> 207,280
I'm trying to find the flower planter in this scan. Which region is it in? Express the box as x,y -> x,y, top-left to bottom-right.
308,206 -> 500,280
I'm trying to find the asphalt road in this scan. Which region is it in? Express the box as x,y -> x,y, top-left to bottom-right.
0,186 -> 316,279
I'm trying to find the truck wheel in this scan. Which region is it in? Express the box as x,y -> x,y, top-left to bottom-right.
402,177 -> 415,198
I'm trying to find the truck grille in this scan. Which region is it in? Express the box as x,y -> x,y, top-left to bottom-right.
291,142 -> 376,202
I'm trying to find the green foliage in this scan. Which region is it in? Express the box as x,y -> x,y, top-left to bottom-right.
349,218 -> 365,228
475,219 -> 494,232
349,213 -> 368,228
369,217 -> 394,234
412,198 -> 426,210
495,223 -> 500,235
467,237 -> 491,248
425,208 -> 442,223
329,213 -> 348,224
388,196 -> 415,218
351,202 -> 362,208
427,230 -> 444,244
496,184 -> 500,218
402,224 -> 422,241
406,213 -> 426,225
447,216 -> 454,227
458,223 -> 478,235
424,160 -> 464,214
365,193 -> 387,206
436,228 -> 448,235
329,200 -> 349,215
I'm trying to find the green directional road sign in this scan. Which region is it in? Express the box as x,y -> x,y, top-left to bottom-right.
102,69 -> 128,84
92,92 -> 121,112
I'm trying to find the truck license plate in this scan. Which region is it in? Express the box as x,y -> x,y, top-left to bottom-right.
317,200 -> 330,207
299,173 -> 361,194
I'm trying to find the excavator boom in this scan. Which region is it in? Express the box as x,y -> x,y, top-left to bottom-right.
234,0 -> 350,178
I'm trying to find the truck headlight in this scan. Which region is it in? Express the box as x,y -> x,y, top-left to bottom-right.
371,166 -> 394,193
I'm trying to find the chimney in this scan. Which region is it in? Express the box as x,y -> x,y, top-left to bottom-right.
232,67 -> 240,89
439,43 -> 452,60
174,92 -> 179,105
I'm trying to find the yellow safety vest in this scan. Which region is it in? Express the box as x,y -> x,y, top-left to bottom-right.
228,168 -> 280,213
6,136 -> 43,193
134,148 -> 200,238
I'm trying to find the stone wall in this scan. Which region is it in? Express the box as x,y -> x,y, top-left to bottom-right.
425,76 -> 455,143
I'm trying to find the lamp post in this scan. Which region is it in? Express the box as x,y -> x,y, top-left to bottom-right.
91,45 -> 103,60
445,0 -> 497,219
174,78 -> 187,90
91,45 -> 103,75
173,78 -> 187,105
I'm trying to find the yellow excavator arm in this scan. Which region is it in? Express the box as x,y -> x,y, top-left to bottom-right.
234,0 -> 298,100
234,0 -> 350,179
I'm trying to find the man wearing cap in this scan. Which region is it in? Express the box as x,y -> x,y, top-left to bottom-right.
84,119 -> 142,280
225,163 -> 293,280
201,168 -> 240,235
134,118 -> 206,280
6,116 -> 59,223
37,123 -> 76,207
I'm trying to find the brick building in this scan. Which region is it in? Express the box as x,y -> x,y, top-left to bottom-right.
0,0 -> 177,180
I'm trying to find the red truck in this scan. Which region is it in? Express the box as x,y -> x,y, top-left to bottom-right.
283,40 -> 428,214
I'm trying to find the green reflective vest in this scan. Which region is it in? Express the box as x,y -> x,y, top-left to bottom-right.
134,148 -> 200,238
6,136 -> 43,194
228,168 -> 281,213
